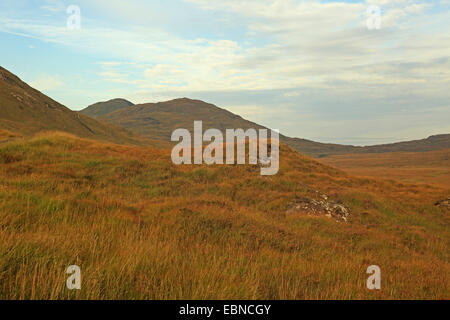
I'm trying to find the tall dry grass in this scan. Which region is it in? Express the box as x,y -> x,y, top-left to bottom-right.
320,149 -> 450,188
0,132 -> 448,299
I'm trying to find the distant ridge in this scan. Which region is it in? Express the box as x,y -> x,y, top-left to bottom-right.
0,66 -> 143,145
86,97 -> 450,157
283,133 -> 450,157
80,98 -> 134,118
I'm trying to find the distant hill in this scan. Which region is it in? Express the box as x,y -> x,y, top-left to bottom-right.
98,98 -> 267,141
353,134 -> 450,154
88,97 -> 450,157
80,98 -> 134,118
0,66 -> 145,145
284,134 -> 450,157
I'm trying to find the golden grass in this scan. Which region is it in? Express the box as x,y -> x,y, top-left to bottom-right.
0,129 -> 22,143
320,149 -> 450,188
0,132 -> 448,299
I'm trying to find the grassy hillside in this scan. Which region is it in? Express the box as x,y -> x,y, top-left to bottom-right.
0,132 -> 448,299
80,98 -> 134,118
96,98 -> 361,157
320,149 -> 450,188
92,97 -> 450,157
0,67 -> 144,146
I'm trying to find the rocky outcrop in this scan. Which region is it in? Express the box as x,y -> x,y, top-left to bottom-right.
286,192 -> 350,222
435,198 -> 450,210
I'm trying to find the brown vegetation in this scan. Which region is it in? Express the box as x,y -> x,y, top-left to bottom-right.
320,149 -> 450,188
0,132 -> 448,299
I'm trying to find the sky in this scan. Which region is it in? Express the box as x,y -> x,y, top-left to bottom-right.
0,0 -> 449,145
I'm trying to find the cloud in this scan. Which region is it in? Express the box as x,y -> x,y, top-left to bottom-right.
40,0 -> 65,13
1,0 -> 448,94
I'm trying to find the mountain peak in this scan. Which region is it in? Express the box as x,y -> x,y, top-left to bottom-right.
159,97 -> 207,105
80,98 -> 134,118
106,98 -> 134,104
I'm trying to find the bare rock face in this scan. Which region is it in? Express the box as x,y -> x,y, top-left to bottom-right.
286,192 -> 350,222
435,198 -> 450,210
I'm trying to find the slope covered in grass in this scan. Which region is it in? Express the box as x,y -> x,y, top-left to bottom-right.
0,132 -> 448,299
0,67 -> 145,146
